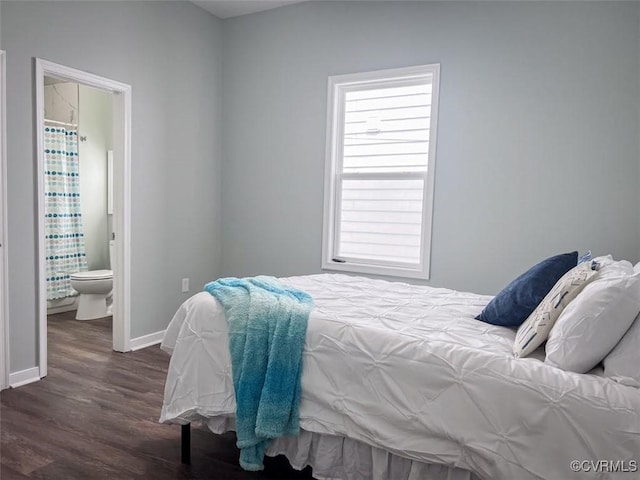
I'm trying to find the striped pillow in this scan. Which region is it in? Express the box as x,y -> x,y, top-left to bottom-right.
513,260 -> 598,358
577,250 -> 592,265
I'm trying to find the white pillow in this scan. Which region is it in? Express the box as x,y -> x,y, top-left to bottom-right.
603,312 -> 640,387
593,254 -> 614,267
545,260 -> 640,373
513,261 -> 597,358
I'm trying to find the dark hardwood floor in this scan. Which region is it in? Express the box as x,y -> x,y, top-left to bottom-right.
1,312 -> 314,479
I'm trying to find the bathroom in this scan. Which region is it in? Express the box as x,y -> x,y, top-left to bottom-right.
44,78 -> 114,330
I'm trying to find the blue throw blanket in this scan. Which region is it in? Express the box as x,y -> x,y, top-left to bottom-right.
204,276 -> 313,471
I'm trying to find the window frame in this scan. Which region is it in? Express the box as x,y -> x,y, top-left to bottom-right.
321,64 -> 440,279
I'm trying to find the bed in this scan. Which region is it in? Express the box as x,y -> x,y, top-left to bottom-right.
160,273 -> 640,480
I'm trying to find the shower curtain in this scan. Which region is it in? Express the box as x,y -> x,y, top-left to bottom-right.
44,125 -> 88,300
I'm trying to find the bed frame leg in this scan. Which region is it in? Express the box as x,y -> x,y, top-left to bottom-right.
181,423 -> 191,464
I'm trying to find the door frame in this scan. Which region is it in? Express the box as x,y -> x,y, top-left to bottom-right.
35,58 -> 132,377
0,50 -> 9,390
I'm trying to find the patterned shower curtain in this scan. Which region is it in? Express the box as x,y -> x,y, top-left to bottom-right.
44,125 -> 88,300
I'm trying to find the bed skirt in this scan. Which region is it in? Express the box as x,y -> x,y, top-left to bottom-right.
203,416 -> 481,480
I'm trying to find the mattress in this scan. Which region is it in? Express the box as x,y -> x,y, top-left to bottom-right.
160,273 -> 640,480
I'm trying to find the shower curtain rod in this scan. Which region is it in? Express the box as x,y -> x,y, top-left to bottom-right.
44,118 -> 77,128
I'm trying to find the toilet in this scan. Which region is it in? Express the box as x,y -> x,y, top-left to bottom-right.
70,241 -> 115,320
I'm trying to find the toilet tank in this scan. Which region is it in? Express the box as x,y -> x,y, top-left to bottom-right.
109,240 -> 115,269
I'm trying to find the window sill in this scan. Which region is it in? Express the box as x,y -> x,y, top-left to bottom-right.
321,260 -> 429,280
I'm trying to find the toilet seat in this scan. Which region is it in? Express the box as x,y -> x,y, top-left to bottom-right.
70,269 -> 113,281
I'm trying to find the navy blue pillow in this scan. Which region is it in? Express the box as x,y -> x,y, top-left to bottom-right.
476,251 -> 578,327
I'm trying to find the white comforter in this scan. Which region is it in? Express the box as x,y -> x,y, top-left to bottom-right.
160,274 -> 640,480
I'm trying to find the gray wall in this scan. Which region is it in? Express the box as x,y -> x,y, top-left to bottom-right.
1,1 -> 223,372
2,0 -> 640,375
77,84 -> 113,271
220,1 -> 640,294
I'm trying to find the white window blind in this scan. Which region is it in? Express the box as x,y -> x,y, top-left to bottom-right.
322,65 -> 440,279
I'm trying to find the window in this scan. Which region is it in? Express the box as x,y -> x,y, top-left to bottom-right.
322,64 -> 440,279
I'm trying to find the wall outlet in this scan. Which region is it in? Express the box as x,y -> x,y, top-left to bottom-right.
181,278 -> 189,293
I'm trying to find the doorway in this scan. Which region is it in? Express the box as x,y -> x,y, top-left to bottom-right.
35,59 -> 132,378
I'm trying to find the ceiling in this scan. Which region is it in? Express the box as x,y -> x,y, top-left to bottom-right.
192,0 -> 307,19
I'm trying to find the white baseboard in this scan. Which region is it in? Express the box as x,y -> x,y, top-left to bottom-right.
47,303 -> 77,315
130,330 -> 165,351
47,295 -> 79,315
9,367 -> 41,388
